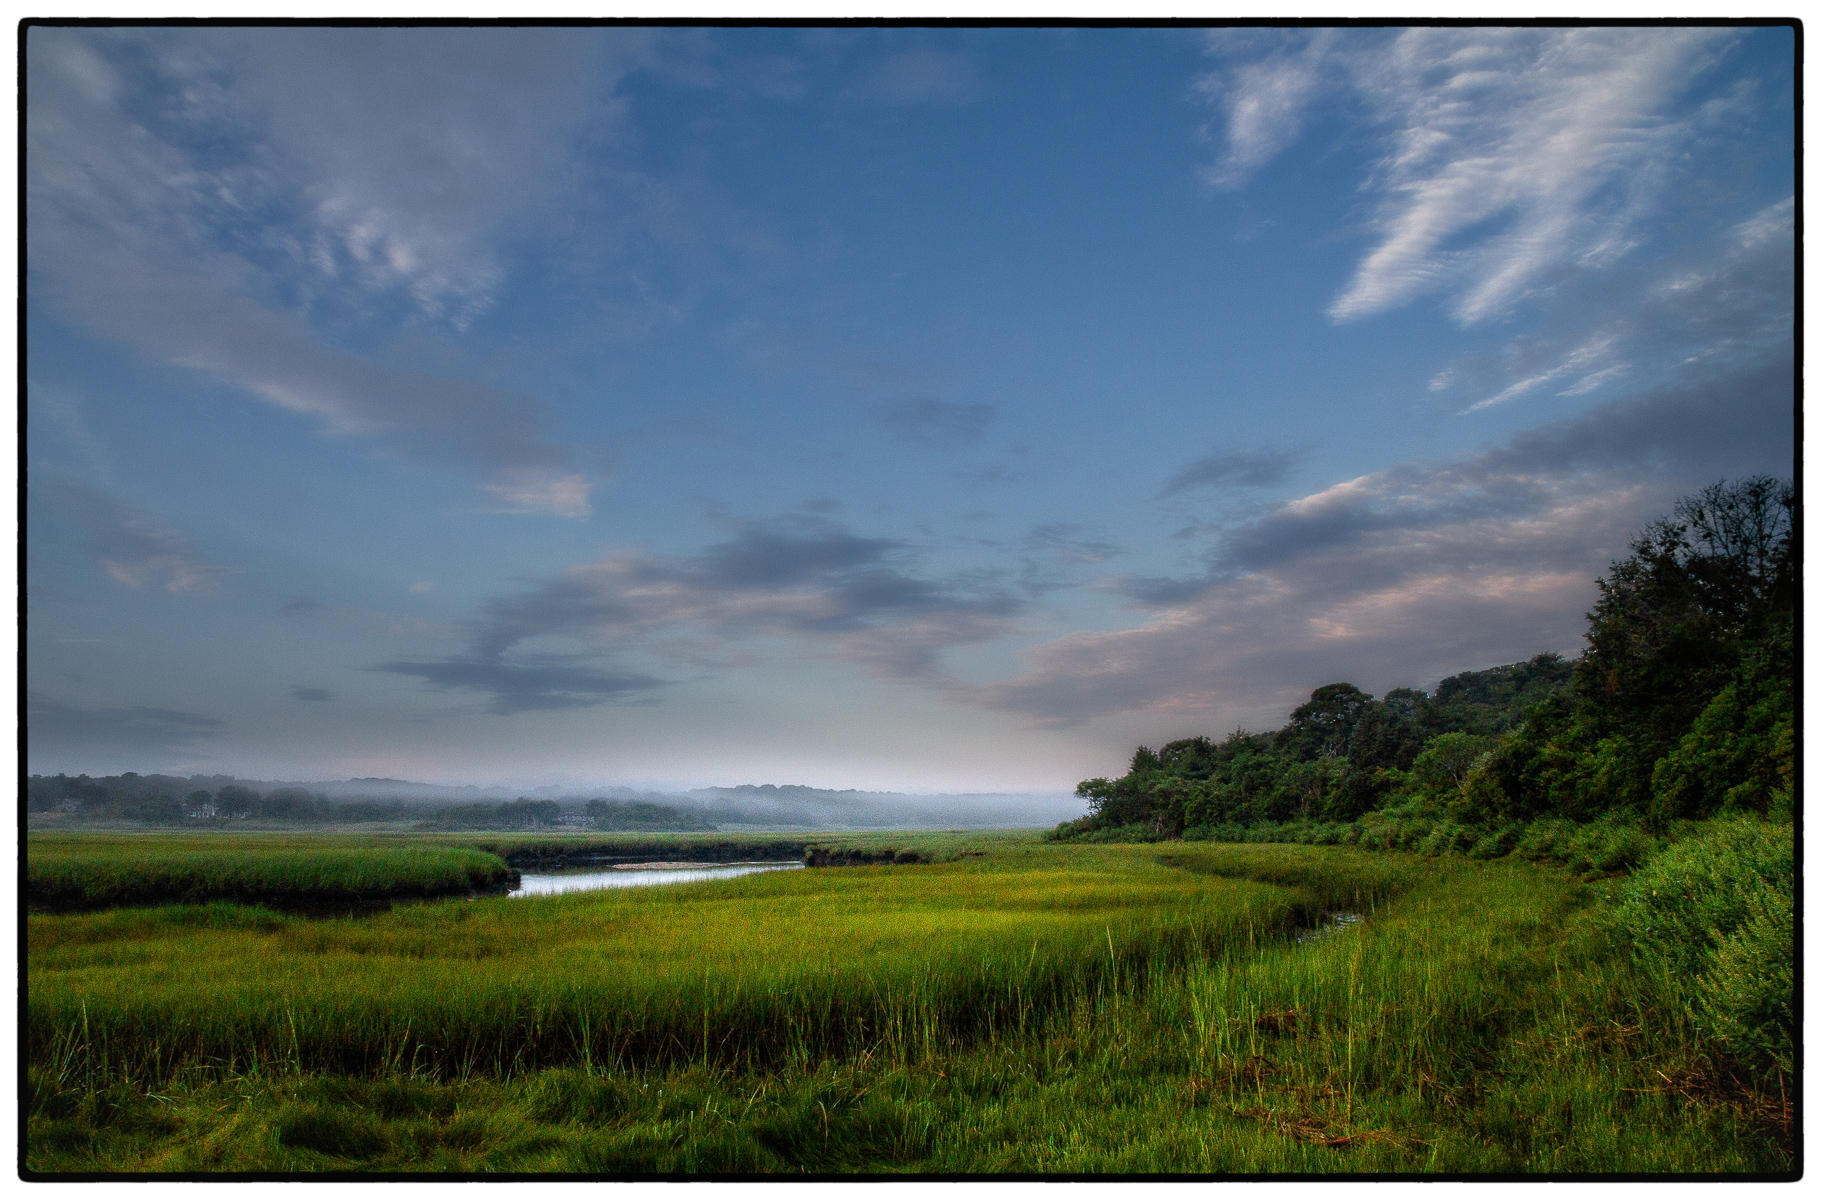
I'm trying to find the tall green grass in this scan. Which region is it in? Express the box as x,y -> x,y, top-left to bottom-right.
901,853 -> 1788,1174
26,842 -> 1311,1089
27,833 -> 518,912
25,838 -> 1788,1175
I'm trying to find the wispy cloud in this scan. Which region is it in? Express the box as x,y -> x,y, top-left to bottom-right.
1333,28 -> 1732,325
1159,447 -> 1300,497
36,480 -> 226,594
1197,29 -> 1335,189
184,27 -> 625,326
1198,28 -> 1737,326
1431,192 -> 1792,413
25,27 -> 634,516
1459,334 -> 1622,413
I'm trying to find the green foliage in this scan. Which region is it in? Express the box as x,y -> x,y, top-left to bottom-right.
1283,683 -> 1372,760
1407,732 -> 1495,813
1696,890 -> 1795,1079
1611,817 -> 1794,1081
1648,620 -> 1794,822
1428,654 -> 1576,735
1066,479 -> 1793,854
1576,477 -> 1793,761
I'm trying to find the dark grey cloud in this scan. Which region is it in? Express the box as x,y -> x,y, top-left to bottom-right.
1158,447 -> 1300,497
399,515 -> 1028,711
697,525 -> 899,587
34,479 -> 225,594
1113,574 -> 1222,608
977,347 -> 1794,729
27,692 -> 225,770
880,398 -> 996,450
827,569 -> 1021,626
1218,351 -> 1794,579
479,517 -> 1020,648
375,654 -> 665,715
290,686 -> 334,703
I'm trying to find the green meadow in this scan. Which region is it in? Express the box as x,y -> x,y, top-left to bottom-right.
23,830 -> 1792,1176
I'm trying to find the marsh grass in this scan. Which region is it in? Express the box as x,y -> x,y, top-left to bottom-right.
24,838 -> 1790,1176
27,842 -> 1301,1089
28,833 -> 517,912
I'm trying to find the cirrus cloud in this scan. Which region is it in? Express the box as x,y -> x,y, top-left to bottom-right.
1199,26 -> 1742,326
25,26 -> 638,516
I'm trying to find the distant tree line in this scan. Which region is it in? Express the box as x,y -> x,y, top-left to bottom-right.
421,798 -> 713,832
24,775 -> 716,833
1061,477 -> 1795,842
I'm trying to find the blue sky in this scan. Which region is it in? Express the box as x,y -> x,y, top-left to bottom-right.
23,23 -> 1796,794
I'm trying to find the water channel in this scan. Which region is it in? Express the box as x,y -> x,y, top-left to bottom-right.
509,860 -> 804,897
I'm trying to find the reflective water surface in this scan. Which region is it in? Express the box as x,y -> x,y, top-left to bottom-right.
510,861 -> 803,897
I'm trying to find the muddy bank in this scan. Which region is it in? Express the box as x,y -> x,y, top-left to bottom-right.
480,838 -> 813,871
802,846 -> 927,867
26,872 -> 521,917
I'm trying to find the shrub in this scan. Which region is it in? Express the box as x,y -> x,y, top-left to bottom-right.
1467,824 -> 1519,860
1613,817 -> 1794,1081
1514,818 -> 1571,863
1696,890 -> 1795,1077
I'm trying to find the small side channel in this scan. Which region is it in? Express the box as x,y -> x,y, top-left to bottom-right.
1295,910 -> 1363,944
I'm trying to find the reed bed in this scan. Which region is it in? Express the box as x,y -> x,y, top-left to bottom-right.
27,833 -> 518,912
906,854 -> 1790,1174
26,843 -> 1308,1089
25,839 -> 1787,1175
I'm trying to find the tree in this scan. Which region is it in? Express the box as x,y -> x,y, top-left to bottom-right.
1410,732 -> 1495,802
215,785 -> 258,819
261,787 -> 320,821
1284,683 -> 1372,760
1672,477 -> 1795,629
1350,701 -> 1426,775
1075,777 -> 1149,827
1578,477 -> 1794,757
124,794 -> 185,824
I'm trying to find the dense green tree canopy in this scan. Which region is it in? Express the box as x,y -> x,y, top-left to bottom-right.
1061,479 -> 1794,842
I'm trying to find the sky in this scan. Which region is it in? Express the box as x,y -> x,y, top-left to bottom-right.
22,22 -> 1797,794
